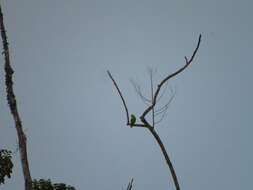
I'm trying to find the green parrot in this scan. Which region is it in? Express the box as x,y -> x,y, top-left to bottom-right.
130,114 -> 136,127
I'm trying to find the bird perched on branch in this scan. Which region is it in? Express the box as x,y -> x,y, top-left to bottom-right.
130,114 -> 136,128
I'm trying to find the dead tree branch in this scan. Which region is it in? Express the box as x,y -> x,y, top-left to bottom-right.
107,71 -> 130,125
107,71 -> 147,128
126,178 -> 134,190
148,68 -> 155,127
141,34 -> 201,190
0,4 -> 32,190
108,34 -> 201,190
140,34 -> 201,125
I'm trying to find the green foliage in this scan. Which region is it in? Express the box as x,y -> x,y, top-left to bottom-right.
32,179 -> 54,190
32,179 -> 76,190
0,149 -> 13,185
130,114 -> 136,127
0,150 -> 76,189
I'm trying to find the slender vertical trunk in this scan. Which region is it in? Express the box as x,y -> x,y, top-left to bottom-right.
0,4 -> 32,190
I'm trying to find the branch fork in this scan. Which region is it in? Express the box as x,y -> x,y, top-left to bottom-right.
108,34 -> 201,190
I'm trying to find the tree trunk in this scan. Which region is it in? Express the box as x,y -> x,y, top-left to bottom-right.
0,4 -> 33,190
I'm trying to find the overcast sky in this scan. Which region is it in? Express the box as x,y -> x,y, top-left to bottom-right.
0,0 -> 253,190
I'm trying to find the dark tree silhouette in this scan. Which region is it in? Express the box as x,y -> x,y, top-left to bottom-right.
0,4 -> 33,190
0,149 -> 13,185
108,34 -> 201,190
32,179 -> 76,190
0,4 -> 77,190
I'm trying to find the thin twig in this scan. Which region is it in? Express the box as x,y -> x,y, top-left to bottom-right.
108,71 -> 149,129
130,79 -> 151,105
0,4 -> 32,190
107,71 -> 130,125
148,68 -> 155,127
154,88 -> 175,115
155,93 -> 175,125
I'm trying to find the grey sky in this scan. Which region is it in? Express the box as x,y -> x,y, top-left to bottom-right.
0,0 -> 252,189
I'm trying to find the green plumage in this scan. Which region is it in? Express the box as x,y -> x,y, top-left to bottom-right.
130,114 -> 136,127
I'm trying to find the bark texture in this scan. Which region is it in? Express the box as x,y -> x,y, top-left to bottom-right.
0,4 -> 32,190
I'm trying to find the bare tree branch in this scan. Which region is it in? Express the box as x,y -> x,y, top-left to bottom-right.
148,68 -> 155,127
140,34 -> 201,190
108,34 -> 202,190
148,127 -> 180,190
107,71 -> 130,125
155,88 -> 175,115
140,34 -> 202,125
126,178 -> 134,190
0,4 -> 32,190
107,71 -> 149,129
154,105 -> 170,125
